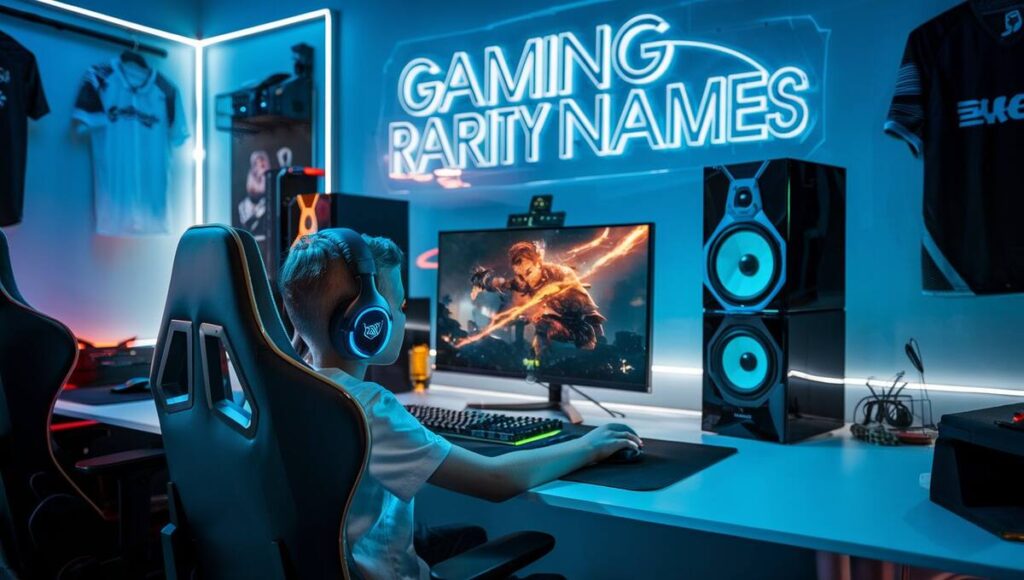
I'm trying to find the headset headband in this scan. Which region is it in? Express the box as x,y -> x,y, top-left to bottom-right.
329,228 -> 376,276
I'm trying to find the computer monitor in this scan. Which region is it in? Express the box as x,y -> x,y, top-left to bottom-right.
435,223 -> 654,421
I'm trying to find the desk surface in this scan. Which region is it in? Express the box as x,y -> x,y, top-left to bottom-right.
55,386 -> 1024,578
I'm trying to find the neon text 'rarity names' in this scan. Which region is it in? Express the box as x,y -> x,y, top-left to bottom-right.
388,14 -> 815,177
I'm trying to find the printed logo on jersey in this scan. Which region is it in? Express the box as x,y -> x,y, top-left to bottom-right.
958,93 -> 1024,127
107,106 -> 159,128
1003,10 -> 1022,37
363,321 -> 383,340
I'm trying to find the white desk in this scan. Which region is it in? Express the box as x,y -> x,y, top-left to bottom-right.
55,387 -> 1024,579
56,398 -> 161,435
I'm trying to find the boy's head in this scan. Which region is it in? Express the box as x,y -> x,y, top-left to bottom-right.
279,229 -> 406,366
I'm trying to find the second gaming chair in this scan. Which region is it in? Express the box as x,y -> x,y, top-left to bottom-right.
157,225 -> 557,579
0,230 -> 165,579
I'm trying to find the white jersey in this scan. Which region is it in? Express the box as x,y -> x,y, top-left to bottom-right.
73,59 -> 188,236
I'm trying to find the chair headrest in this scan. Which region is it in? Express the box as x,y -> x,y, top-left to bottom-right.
159,224 -> 298,362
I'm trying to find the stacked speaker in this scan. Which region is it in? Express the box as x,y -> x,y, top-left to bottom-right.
702,159 -> 846,443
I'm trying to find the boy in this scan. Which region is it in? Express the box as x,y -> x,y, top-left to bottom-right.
279,229 -> 642,580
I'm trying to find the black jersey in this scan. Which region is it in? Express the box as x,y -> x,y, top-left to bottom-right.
0,29 -> 49,227
886,1 -> 1024,295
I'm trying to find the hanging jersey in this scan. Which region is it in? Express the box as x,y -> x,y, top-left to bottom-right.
0,29 -> 49,227
73,59 -> 188,236
886,1 -> 1024,295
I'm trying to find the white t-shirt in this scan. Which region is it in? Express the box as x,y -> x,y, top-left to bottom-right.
73,59 -> 188,236
317,367 -> 452,580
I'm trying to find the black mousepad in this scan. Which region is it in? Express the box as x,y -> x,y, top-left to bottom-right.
60,387 -> 153,406
448,425 -> 737,492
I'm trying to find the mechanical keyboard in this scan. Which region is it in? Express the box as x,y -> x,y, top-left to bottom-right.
405,405 -> 564,446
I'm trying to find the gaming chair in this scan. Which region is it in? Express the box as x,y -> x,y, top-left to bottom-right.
0,230 -> 165,579
156,225 -> 557,580
154,224 -> 370,578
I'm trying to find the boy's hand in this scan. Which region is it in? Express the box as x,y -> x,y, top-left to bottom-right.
579,423 -> 643,463
433,423 -> 645,502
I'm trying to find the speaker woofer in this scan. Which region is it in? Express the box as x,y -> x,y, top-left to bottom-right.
708,323 -> 779,400
707,223 -> 782,307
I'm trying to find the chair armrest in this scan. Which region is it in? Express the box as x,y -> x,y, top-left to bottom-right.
430,531 -> 555,580
75,448 -> 166,476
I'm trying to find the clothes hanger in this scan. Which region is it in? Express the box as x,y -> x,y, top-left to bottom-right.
120,37 -> 149,70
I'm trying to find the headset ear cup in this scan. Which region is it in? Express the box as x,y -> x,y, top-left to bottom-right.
321,227 -> 394,360
332,291 -> 392,360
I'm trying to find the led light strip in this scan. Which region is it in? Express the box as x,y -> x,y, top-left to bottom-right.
193,44 -> 204,223
198,9 -> 330,45
651,365 -> 703,376
651,364 -> 1024,398
434,363 -> 1024,406
324,10 -> 333,190
32,2 -> 336,223
34,0 -> 196,44
787,370 -> 1024,398
198,9 -> 336,216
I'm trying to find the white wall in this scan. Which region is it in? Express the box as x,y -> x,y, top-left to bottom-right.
1,0 -> 195,343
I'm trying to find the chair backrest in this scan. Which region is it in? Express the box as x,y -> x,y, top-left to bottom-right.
152,225 -> 369,579
0,230 -> 99,575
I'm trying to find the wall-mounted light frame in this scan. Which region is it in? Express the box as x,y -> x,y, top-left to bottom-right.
33,0 -> 335,224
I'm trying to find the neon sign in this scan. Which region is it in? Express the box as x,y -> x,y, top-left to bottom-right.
387,13 -> 819,180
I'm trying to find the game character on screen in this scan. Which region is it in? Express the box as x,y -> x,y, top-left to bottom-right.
470,240 -> 606,355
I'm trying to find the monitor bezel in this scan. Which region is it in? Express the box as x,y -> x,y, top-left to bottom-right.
434,222 -> 654,393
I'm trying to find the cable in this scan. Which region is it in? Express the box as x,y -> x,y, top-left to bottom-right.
565,384 -> 625,419
856,374 -> 913,429
906,338 -> 936,429
527,375 -> 625,420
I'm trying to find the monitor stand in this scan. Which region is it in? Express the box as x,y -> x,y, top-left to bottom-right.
467,384 -> 583,425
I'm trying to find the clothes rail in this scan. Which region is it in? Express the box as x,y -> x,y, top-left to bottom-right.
0,3 -> 168,57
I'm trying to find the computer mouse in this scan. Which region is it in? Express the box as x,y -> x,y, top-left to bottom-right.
111,377 -> 151,394
604,446 -> 644,464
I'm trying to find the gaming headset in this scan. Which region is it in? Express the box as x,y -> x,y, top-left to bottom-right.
324,228 -> 393,360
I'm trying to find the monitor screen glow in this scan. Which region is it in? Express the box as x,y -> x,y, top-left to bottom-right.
435,223 -> 654,392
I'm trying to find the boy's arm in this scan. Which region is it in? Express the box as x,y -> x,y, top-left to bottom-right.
428,424 -> 642,502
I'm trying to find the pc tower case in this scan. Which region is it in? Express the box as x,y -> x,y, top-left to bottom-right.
264,168 -> 321,283
286,193 -> 410,288
702,310 -> 845,443
276,193 -> 411,343
704,159 -> 846,313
